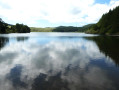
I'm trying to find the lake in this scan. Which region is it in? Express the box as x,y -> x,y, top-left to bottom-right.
0,32 -> 119,90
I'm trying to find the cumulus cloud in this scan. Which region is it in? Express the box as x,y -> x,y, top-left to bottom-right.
0,0 -> 119,27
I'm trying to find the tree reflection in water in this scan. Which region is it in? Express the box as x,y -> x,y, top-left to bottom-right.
0,37 -> 9,50
85,36 -> 119,66
0,33 -> 119,90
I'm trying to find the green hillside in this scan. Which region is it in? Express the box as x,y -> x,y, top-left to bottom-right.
86,6 -> 119,35
78,24 -> 95,32
30,27 -> 54,32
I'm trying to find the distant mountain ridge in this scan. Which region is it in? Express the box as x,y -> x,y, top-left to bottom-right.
30,24 -> 94,32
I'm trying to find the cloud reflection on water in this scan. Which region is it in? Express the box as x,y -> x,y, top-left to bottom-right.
0,35 -> 118,90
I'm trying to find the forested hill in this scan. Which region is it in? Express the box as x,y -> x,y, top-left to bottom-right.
0,18 -> 31,33
30,24 -> 94,32
86,6 -> 119,35
51,24 -> 94,32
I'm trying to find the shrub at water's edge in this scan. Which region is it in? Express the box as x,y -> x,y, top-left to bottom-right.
86,6 -> 119,35
0,18 -> 30,34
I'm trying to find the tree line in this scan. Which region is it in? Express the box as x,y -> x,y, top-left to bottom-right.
86,6 -> 119,35
53,26 -> 78,32
51,24 -> 94,32
0,18 -> 30,34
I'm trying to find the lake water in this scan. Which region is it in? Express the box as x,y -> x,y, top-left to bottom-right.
0,32 -> 119,90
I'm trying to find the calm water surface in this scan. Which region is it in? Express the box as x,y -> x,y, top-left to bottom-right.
0,32 -> 119,90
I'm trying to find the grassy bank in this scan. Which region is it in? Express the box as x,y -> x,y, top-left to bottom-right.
30,27 -> 55,32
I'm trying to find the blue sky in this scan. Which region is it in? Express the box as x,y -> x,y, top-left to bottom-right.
0,0 -> 119,27
95,0 -> 111,4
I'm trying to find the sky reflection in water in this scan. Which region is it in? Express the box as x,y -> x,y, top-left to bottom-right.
0,32 -> 119,90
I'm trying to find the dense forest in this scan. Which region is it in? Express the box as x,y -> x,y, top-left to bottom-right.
86,6 -> 119,35
53,26 -> 78,32
0,18 -> 30,33
78,24 -> 94,32
52,24 -> 94,32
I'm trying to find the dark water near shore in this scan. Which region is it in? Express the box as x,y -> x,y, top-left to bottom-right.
0,32 -> 119,90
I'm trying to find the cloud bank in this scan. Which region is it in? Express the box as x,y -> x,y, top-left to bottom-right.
0,0 -> 119,27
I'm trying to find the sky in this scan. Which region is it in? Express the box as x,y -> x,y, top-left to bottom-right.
0,0 -> 119,27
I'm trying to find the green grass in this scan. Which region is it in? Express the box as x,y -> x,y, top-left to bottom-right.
30,27 -> 55,32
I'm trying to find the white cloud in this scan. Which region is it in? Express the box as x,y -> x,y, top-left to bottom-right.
0,0 -> 119,27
